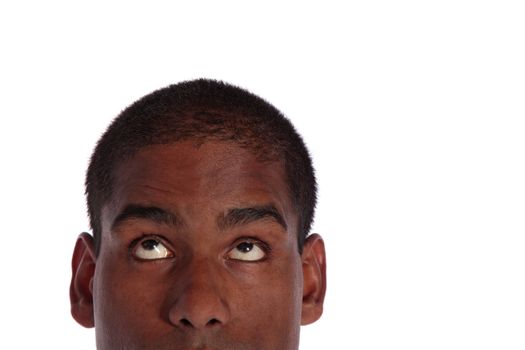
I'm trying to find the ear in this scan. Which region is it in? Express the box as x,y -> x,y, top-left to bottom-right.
301,233 -> 327,325
70,232 -> 96,328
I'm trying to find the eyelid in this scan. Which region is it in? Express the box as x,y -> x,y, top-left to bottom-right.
227,236 -> 272,262
235,236 -> 271,250
129,233 -> 175,261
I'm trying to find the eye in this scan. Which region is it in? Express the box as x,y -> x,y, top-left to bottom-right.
227,241 -> 267,262
132,237 -> 174,261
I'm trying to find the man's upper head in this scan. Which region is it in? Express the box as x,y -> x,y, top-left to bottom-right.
85,79 -> 316,255
71,79 -> 326,350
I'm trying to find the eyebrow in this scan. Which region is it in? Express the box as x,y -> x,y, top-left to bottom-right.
111,204 -> 182,231
111,203 -> 287,232
218,205 -> 287,231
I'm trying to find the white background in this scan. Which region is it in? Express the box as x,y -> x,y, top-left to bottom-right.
1,1 -> 524,349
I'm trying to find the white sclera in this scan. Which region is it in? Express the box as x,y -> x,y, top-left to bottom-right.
228,242 -> 266,261
135,240 -> 173,260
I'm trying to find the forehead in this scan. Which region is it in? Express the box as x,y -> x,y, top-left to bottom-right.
103,141 -> 295,230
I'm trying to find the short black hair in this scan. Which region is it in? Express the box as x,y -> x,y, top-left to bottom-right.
85,79 -> 317,254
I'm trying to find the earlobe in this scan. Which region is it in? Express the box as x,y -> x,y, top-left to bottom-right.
70,232 -> 96,328
300,233 -> 327,325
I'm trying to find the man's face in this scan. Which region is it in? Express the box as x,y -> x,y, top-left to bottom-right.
74,140 -> 323,350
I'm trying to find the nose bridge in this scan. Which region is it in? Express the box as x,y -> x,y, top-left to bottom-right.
183,256 -> 221,294
168,255 -> 230,329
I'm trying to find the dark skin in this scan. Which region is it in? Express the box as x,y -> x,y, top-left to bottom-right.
71,140 -> 326,350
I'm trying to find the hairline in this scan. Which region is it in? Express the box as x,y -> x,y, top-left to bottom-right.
94,137 -> 303,254
86,79 -> 316,256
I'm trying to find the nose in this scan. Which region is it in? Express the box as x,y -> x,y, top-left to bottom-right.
168,259 -> 230,330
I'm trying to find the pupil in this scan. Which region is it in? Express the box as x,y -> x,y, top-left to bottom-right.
238,242 -> 253,253
141,239 -> 158,250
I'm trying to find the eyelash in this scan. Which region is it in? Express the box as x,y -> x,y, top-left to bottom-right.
233,237 -> 271,252
230,236 -> 273,263
128,233 -> 273,261
128,233 -> 173,253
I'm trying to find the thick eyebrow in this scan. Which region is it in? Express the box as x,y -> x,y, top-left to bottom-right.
218,205 -> 287,231
111,204 -> 182,231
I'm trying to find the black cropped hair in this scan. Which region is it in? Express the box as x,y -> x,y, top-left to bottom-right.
85,79 -> 316,254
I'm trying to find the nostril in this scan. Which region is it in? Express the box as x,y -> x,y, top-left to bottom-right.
206,318 -> 220,327
180,319 -> 193,328
180,317 -> 220,328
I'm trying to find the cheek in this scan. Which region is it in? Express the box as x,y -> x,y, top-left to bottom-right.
93,233 -> 165,315
92,253 -> 172,347
91,239 -> 304,349
231,257 -> 303,343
